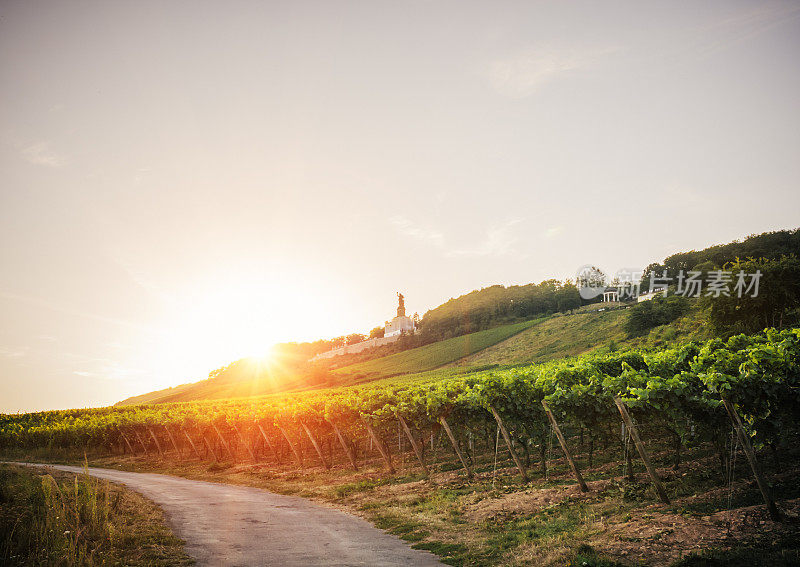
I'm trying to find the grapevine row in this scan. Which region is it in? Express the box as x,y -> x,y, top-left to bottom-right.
2,329 -> 799,503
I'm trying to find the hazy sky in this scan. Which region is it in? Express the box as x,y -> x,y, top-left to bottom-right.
2,1 -> 799,412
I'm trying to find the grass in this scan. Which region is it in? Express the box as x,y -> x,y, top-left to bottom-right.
0,463 -> 192,566
454,303 -> 710,367
334,318 -> 544,379
453,310 -> 631,366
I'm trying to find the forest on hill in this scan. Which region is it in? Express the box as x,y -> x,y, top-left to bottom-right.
643,229 -> 800,286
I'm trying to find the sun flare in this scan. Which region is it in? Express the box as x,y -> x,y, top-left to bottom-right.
124,277 -> 339,392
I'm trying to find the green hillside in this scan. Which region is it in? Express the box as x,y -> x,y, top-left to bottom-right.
332,318 -> 544,379
453,309 -> 629,366
455,303 -> 708,367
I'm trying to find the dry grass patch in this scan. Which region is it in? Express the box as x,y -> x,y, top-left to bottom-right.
0,463 -> 192,566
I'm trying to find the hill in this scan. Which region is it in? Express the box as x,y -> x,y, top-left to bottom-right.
117,302 -> 710,405
116,318 -> 541,406
115,354 -> 323,406
331,318 -> 542,380
335,300 -> 707,379
417,280 -> 582,341
452,301 -> 708,367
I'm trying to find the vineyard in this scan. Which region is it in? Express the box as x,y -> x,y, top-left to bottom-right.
3,329 -> 799,517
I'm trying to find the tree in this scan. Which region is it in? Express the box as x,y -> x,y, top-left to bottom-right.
625,295 -> 689,336
345,333 -> 366,345
708,256 -> 800,334
661,229 -> 800,275
369,326 -> 385,339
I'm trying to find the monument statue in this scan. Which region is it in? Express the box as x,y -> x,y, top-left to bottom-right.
397,292 -> 405,317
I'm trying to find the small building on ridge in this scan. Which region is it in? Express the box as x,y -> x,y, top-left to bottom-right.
384,292 -> 415,337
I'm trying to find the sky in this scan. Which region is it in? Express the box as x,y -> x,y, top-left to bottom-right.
1,1 -> 799,412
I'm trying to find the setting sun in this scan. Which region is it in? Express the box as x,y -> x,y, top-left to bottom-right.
127,275 -> 343,393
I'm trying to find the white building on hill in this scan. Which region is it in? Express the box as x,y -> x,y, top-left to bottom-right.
310,293 -> 415,361
602,287 -> 619,302
384,292 -> 415,337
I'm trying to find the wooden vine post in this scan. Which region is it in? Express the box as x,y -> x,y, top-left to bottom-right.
146,426 -> 164,456
232,423 -> 256,462
277,425 -> 304,468
200,429 -> 219,462
721,396 -> 781,521
439,417 -> 473,479
301,422 -> 330,469
541,401 -> 588,492
326,419 -> 358,471
164,425 -> 182,457
396,413 -> 429,476
487,405 -> 528,482
256,422 -> 280,462
613,397 -> 670,504
180,427 -> 203,459
116,427 -> 135,455
211,423 -> 235,459
133,429 -> 149,455
361,416 -> 395,473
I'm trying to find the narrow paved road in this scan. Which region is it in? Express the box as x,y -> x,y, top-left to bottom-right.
15,463 -> 442,567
